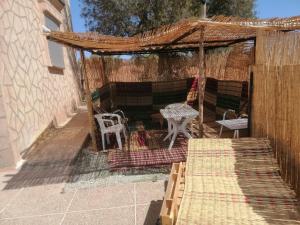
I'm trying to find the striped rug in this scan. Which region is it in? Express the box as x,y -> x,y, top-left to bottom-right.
108,131 -> 187,170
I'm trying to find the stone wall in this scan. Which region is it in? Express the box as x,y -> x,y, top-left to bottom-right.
0,0 -> 80,168
0,85 -> 16,167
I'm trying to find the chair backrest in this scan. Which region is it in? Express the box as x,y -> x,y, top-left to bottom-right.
165,103 -> 184,109
94,114 -> 112,132
95,113 -> 121,132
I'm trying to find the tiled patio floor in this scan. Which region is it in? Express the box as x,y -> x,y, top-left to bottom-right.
0,107 -> 249,224
0,170 -> 165,225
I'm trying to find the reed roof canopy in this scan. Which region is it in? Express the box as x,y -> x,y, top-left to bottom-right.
46,15 -> 300,55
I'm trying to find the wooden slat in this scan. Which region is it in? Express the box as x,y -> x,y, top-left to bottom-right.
160,162 -> 186,225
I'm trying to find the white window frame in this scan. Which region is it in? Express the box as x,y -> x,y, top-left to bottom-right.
44,12 -> 65,70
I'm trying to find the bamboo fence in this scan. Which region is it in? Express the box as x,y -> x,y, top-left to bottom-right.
84,42 -> 252,90
85,56 -> 106,92
205,42 -> 254,81
252,30 -> 300,197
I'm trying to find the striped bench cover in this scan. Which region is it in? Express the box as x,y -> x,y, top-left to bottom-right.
204,78 -> 248,120
93,78 -> 248,122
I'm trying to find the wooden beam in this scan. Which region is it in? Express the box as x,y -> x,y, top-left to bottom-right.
198,26 -> 206,138
80,50 -> 98,152
248,37 -> 256,137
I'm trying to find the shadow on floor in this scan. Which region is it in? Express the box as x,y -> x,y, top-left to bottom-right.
232,140 -> 300,224
2,111 -> 248,190
2,111 -> 90,190
143,200 -> 163,225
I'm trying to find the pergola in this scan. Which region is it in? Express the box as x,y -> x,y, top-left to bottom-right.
46,15 -> 300,152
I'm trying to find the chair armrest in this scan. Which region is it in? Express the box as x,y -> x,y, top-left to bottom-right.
113,110 -> 126,119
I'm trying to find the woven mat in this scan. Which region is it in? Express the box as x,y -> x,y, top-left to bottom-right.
177,138 -> 300,225
108,131 -> 187,169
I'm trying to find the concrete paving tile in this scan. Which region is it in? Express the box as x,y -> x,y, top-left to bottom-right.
0,171 -> 22,214
62,206 -> 135,225
1,184 -> 74,219
135,180 -> 166,205
0,214 -> 64,225
0,189 -> 21,215
69,183 -> 135,211
136,202 -> 162,225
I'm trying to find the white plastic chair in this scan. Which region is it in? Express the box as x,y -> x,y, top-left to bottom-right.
94,105 -> 129,131
219,109 -> 248,138
219,109 -> 236,137
94,113 -> 127,150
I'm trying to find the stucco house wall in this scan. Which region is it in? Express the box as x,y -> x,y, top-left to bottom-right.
0,0 -> 80,168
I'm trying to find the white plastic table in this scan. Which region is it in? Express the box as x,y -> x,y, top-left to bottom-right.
216,118 -> 248,138
160,104 -> 198,150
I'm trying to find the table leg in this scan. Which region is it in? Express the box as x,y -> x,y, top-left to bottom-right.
234,130 -> 238,138
179,117 -> 194,139
164,131 -> 174,141
164,118 -> 176,141
219,125 -> 224,137
182,129 -> 192,139
168,127 -> 178,150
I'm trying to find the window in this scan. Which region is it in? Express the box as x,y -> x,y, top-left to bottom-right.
45,14 -> 65,69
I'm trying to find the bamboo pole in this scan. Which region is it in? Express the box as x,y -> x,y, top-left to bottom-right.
198,26 -> 206,138
201,0 -> 207,18
80,50 -> 98,152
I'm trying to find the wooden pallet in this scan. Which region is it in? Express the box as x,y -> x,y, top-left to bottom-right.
160,162 -> 186,225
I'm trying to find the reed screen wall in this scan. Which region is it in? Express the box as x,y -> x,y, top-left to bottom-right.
252,31 -> 300,197
84,42 -> 253,92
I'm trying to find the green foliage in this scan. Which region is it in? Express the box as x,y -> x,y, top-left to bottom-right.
207,0 -> 256,18
80,0 -> 203,36
80,0 -> 256,36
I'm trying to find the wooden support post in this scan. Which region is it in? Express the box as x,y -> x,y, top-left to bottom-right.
79,52 -> 85,97
80,50 -> 98,152
248,38 -> 256,137
198,26 -> 206,138
201,0 -> 207,18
